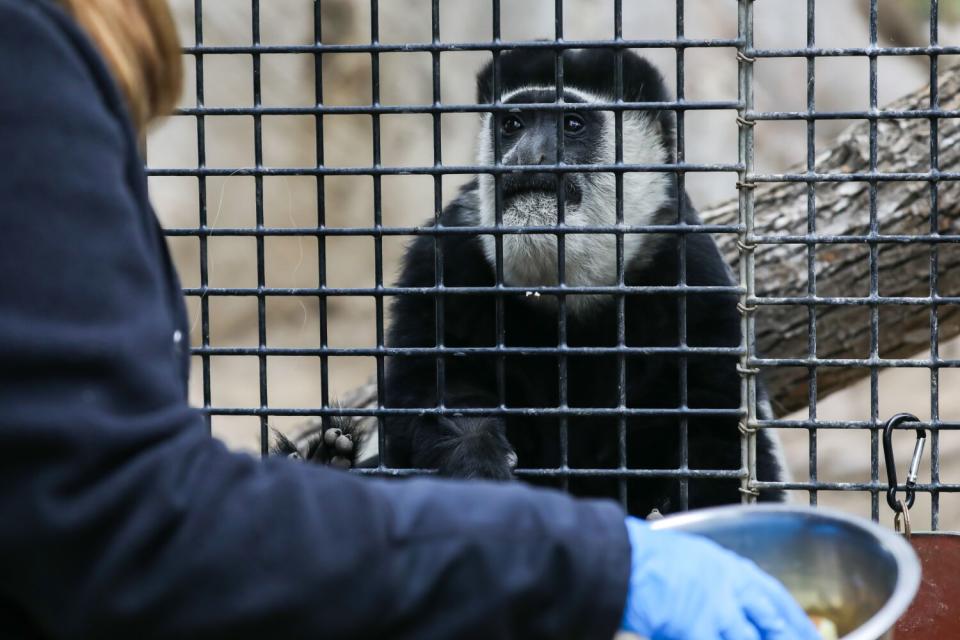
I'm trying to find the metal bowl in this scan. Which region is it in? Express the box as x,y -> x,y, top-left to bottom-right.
650,505 -> 921,640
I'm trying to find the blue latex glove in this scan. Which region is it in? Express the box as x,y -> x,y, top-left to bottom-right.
621,517 -> 822,640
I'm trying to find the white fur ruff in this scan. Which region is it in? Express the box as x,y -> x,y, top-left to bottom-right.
475,90 -> 670,315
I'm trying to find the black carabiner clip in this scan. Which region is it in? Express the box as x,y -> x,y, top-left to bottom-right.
882,413 -> 926,514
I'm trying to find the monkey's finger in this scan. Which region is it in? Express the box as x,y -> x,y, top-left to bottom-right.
323,427 -> 342,446
335,434 -> 354,456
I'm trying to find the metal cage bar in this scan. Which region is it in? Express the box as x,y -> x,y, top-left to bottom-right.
430,0 -> 446,456
928,0 -> 942,530
868,0 -> 881,522
492,0 -> 507,462
737,0 -> 758,503
804,0 -> 818,508
553,0 -> 570,493
675,0 -> 690,510
313,0 -> 332,432
369,0 -> 388,471
613,0 -> 627,507
193,0 -> 212,433
251,0 -> 269,456
156,0 -> 959,528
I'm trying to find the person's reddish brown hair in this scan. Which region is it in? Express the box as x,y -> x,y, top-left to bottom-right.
58,0 -> 183,131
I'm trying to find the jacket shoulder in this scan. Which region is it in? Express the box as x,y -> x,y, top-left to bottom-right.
0,0 -> 133,129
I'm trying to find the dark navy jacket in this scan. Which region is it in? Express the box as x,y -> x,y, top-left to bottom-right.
0,1 -> 629,638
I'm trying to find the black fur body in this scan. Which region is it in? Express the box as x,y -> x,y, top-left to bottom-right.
380,49 -> 784,516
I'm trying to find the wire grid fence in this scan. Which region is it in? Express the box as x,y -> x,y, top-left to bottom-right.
148,0 -> 957,529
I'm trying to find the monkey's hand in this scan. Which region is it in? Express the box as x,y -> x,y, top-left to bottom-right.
270,416 -> 367,470
411,416 -> 517,481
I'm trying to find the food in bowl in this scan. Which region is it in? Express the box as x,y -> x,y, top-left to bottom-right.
808,614 -> 839,640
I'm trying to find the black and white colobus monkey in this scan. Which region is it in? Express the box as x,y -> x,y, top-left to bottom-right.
382,48 -> 785,516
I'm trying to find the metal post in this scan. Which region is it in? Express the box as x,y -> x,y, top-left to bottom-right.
737,0 -> 759,503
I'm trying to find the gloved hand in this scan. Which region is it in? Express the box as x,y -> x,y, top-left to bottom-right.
620,517 -> 822,640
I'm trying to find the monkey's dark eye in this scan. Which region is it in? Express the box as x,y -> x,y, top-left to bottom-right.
501,115 -> 524,135
564,114 -> 586,135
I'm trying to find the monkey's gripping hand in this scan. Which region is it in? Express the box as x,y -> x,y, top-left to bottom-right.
270,416 -> 367,470
620,517 -> 821,640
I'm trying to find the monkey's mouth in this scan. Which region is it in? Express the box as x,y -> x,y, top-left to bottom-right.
500,172 -> 583,207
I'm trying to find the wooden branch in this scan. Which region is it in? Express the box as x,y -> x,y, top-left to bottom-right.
703,64 -> 960,416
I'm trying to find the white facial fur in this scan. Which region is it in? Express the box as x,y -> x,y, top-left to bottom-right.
475,87 -> 671,314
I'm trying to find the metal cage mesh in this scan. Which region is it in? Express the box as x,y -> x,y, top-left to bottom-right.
148,0 -> 957,530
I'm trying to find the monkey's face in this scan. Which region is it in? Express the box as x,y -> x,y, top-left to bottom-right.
477,88 -> 597,227
475,87 -> 670,297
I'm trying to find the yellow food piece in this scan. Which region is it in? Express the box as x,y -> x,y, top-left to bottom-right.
808,615 -> 839,640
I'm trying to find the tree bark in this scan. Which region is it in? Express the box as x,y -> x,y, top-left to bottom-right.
703,63 -> 960,416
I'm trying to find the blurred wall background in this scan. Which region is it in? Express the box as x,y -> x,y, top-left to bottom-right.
147,0 -> 960,528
